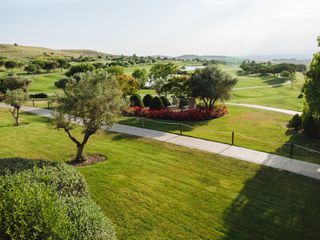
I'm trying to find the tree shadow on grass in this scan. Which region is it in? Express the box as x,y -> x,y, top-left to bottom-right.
274,128 -> 320,164
111,133 -> 142,141
222,166 -> 320,240
0,158 -> 59,176
261,77 -> 288,86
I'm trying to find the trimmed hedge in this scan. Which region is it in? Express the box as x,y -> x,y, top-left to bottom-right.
160,96 -> 171,108
29,93 -> 48,99
150,96 -> 164,110
0,159 -> 116,240
130,94 -> 144,107
143,94 -> 153,107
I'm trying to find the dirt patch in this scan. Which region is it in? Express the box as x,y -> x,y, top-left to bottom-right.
69,154 -> 106,167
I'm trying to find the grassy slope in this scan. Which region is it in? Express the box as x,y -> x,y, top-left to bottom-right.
0,109 -> 319,239
0,44 -> 110,59
119,105 -> 320,164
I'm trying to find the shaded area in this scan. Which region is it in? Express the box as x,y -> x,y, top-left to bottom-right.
223,166 -> 320,240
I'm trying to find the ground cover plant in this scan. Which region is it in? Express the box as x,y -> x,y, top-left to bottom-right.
0,109 -> 319,239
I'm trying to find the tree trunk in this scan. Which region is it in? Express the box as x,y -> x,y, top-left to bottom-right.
15,107 -> 19,126
75,143 -> 85,162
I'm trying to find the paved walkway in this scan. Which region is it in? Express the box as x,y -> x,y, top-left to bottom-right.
0,103 -> 319,180
227,103 -> 302,116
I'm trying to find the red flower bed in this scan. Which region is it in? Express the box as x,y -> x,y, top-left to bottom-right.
128,105 -> 228,121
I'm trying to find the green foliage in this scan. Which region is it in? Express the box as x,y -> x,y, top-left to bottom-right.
43,60 -> 58,72
130,94 -> 144,107
24,63 -> 41,74
0,172 -> 71,239
302,115 -> 319,138
143,94 -> 153,107
289,114 -> 302,130
56,58 -> 69,70
0,160 -> 116,240
149,62 -> 177,81
161,75 -> 191,98
53,72 -> 126,162
4,89 -> 29,108
150,96 -> 164,110
0,75 -> 32,93
160,96 -> 171,107
132,68 -> 148,88
240,61 -> 303,75
66,64 -> 95,77
55,78 -> 69,89
190,65 -> 237,109
115,74 -> 139,97
302,52 -> 320,118
4,60 -> 17,71
106,66 -> 124,75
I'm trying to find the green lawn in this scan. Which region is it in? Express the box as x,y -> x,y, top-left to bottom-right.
0,109 -> 320,239
119,105 -> 320,164
29,72 -> 64,94
220,65 -> 305,111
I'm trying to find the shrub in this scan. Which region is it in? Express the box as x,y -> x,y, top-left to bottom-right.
55,78 -> 69,89
0,160 -> 116,240
160,96 -> 171,107
303,115 -> 319,138
150,96 -> 164,110
129,94 -> 144,107
0,159 -> 89,198
129,105 -> 227,121
66,64 -> 95,77
29,93 -> 48,99
0,173 -> 71,239
289,114 -> 303,130
143,94 -> 153,107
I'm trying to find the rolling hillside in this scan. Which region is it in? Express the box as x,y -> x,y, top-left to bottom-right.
0,44 -> 112,59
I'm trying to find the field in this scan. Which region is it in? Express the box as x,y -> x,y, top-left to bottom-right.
1,109 -> 319,239
120,105 -> 320,164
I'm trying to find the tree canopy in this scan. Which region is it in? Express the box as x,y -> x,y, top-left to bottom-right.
52,72 -> 126,162
190,66 -> 237,109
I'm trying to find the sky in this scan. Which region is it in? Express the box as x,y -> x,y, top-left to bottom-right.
0,0 -> 319,57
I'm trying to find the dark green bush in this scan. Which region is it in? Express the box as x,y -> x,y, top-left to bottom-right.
160,96 -> 171,107
30,93 -> 48,99
55,78 -> 69,89
150,96 -> 164,110
303,115 -> 319,137
289,114 -> 303,130
143,94 -> 153,107
129,94 -> 144,107
66,64 -> 95,77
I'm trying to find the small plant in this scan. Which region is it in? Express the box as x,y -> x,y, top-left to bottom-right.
143,94 -> 153,107
150,96 -> 164,110
130,94 -> 144,107
160,96 -> 171,107
302,115 -> 319,138
289,114 -> 302,130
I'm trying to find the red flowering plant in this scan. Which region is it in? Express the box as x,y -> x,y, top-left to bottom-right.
126,104 -> 228,121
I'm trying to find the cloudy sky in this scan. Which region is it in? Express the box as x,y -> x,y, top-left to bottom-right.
0,0 -> 319,57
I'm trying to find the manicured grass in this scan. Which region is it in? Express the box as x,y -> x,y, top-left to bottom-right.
220,65 -> 305,111
29,72 -> 64,94
119,105 -> 320,164
0,109 -> 319,239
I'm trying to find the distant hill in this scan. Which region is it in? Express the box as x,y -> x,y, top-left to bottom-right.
0,44 -> 112,59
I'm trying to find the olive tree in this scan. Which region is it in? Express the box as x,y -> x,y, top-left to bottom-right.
52,72 -> 126,162
4,89 -> 29,126
190,66 -> 237,109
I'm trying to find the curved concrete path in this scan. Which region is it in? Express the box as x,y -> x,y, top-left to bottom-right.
0,103 -> 319,180
227,103 -> 302,116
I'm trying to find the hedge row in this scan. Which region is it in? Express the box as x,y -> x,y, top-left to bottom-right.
130,94 -> 171,110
